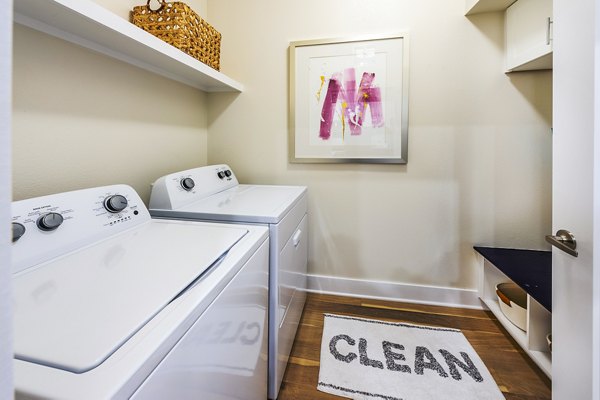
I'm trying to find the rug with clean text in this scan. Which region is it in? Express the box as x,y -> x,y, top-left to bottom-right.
317,314 -> 505,400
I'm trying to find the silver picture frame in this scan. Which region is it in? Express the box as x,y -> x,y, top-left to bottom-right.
289,34 -> 409,164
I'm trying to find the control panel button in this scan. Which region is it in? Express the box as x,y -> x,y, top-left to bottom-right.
12,222 -> 26,242
217,171 -> 226,179
180,177 -> 195,191
37,212 -> 64,231
224,170 -> 232,177
104,195 -> 128,213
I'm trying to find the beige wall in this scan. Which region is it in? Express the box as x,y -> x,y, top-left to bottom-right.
12,0 -> 209,202
206,0 -> 552,289
10,0 -> 552,292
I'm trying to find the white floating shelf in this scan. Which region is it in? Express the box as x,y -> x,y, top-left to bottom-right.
465,0 -> 517,15
14,0 -> 243,92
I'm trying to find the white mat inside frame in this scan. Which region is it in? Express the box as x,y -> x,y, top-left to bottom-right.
318,314 -> 505,400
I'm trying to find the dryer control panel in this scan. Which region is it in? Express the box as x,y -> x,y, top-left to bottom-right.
149,164 -> 239,210
11,185 -> 150,275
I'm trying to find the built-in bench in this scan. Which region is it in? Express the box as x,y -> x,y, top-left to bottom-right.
474,246 -> 552,377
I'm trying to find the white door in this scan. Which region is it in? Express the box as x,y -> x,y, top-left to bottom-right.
551,0 -> 599,398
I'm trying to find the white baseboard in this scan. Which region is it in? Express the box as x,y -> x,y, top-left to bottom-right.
307,274 -> 483,309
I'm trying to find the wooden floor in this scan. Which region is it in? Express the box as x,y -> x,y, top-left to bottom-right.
277,293 -> 551,400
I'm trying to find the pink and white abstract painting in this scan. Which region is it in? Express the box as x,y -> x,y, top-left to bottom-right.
290,35 -> 408,163
309,49 -> 388,147
317,68 -> 384,140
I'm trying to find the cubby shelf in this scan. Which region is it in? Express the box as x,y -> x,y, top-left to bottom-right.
474,247 -> 552,378
465,0 -> 552,72
14,0 -> 243,92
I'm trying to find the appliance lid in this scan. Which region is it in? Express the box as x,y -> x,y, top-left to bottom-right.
175,185 -> 306,223
13,220 -> 247,373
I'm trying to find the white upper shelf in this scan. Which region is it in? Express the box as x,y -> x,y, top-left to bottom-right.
14,0 -> 243,92
465,0 -> 517,15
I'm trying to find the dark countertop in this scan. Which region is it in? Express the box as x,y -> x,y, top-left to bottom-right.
474,246 -> 552,312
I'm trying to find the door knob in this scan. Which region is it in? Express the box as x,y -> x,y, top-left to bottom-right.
545,229 -> 578,257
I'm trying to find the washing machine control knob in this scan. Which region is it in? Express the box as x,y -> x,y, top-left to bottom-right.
104,195 -> 128,213
37,212 -> 64,231
12,222 -> 26,242
217,171 -> 226,179
180,177 -> 195,191
224,170 -> 232,177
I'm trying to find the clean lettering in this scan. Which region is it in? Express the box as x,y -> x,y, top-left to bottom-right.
328,335 -> 484,383
439,349 -> 483,382
415,346 -> 448,378
329,334 -> 358,363
359,338 -> 384,369
382,341 -> 411,373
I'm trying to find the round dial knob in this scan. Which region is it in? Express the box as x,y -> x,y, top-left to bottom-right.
37,212 -> 64,231
180,177 -> 195,191
104,195 -> 128,213
224,170 -> 232,177
217,171 -> 226,179
12,222 -> 26,242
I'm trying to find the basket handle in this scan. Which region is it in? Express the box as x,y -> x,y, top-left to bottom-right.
146,0 -> 166,12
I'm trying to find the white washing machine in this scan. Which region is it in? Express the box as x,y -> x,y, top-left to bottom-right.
11,184 -> 269,400
149,164 -> 307,399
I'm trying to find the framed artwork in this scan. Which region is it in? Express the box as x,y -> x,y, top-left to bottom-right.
289,34 -> 409,164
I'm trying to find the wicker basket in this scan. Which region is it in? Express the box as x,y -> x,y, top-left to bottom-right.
131,0 -> 221,70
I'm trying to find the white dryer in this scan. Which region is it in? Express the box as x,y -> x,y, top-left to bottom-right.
149,164 -> 307,399
11,184 -> 269,399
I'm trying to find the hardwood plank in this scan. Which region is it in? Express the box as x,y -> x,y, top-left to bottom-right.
277,293 -> 551,399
